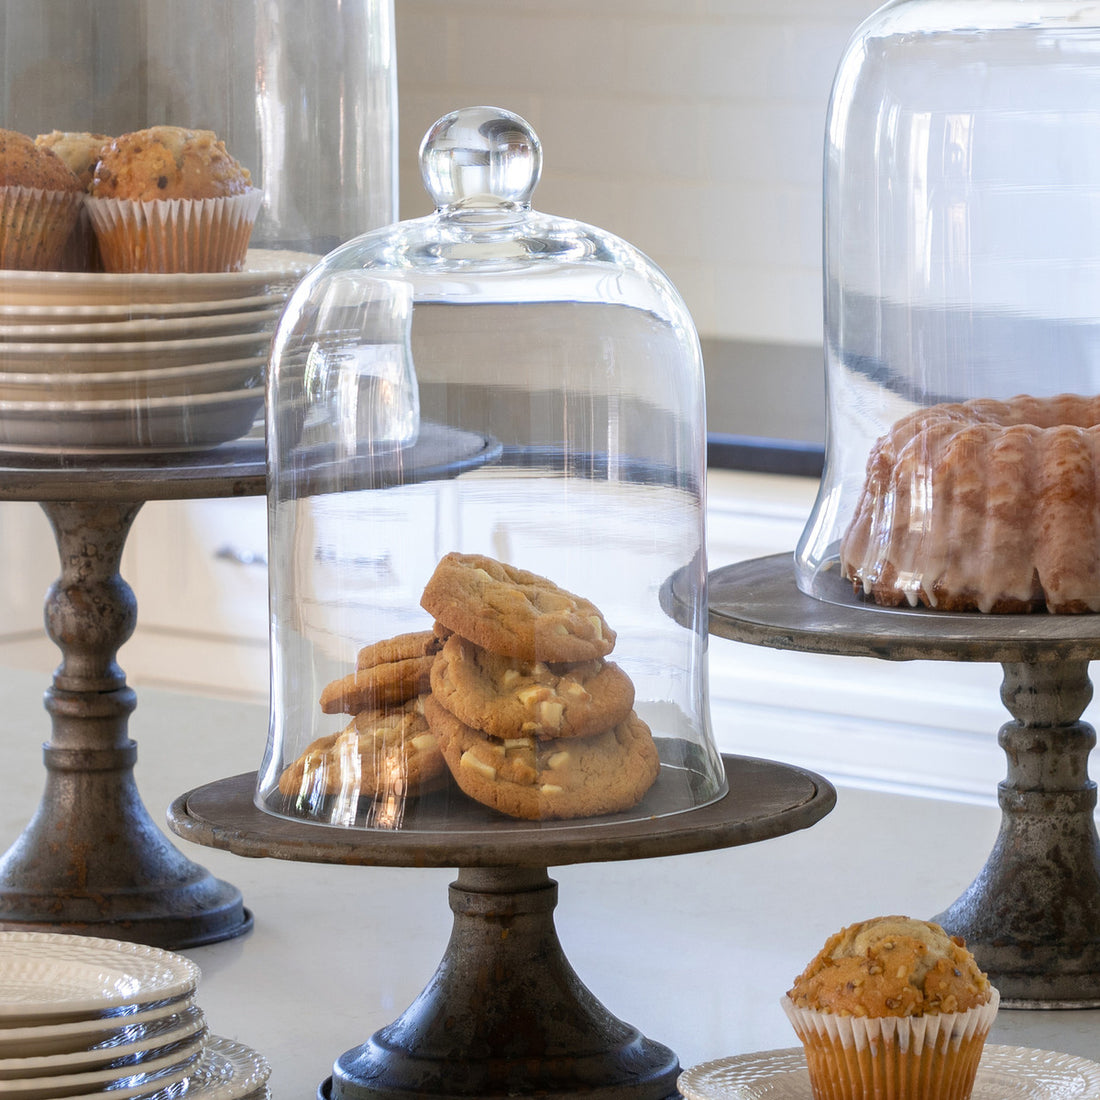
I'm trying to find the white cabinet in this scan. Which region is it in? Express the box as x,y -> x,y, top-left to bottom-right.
120,497 -> 270,701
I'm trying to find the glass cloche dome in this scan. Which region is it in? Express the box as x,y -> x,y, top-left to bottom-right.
258,106 -> 727,831
797,0 -> 1100,615
0,0 -> 395,454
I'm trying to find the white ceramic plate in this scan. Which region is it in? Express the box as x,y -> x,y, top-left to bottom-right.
0,387 -> 265,452
30,1057 -> 196,1100
677,1045 -> 1100,1100
0,997 -> 197,1060
0,1031 -> 205,1098
0,356 -> 265,402
0,1007 -> 206,1078
0,249 -> 317,307
0,330 -> 269,373
0,934 -> 199,1023
64,1037 -> 270,1100
0,307 -> 282,343
0,292 -> 285,324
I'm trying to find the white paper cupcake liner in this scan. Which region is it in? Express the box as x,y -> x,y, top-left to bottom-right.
0,185 -> 84,271
782,989 -> 999,1100
86,187 -> 262,273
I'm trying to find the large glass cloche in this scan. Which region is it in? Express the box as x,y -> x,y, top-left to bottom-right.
797,0 -> 1100,616
0,0 -> 395,454
258,106 -> 727,831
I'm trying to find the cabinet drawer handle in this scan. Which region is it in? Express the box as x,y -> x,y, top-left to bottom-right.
215,544 -> 267,567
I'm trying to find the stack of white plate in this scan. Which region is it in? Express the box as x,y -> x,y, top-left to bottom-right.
0,932 -> 270,1100
0,249 -> 317,454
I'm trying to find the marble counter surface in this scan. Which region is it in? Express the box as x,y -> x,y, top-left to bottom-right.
0,664 -> 1095,1097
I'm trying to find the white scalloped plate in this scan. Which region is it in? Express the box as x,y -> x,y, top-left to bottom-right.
32,1058 -> 194,1100
166,1037 -> 270,1100
0,306 -> 281,342
0,1007 -> 206,1078
677,1046 -> 1100,1100
0,997 -> 196,1059
0,356 -> 265,402
0,292 -> 284,323
0,249 -> 317,306
59,1037 -> 271,1100
0,386 -> 264,452
0,330 -> 268,372
0,934 -> 199,1022
0,1032 -> 205,1098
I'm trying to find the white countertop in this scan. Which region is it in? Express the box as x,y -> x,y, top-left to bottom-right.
0,664 -> 1095,1097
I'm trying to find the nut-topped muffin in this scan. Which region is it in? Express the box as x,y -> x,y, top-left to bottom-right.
783,916 -> 999,1100
86,125 -> 261,272
35,130 -> 112,190
788,914 -> 993,1017
34,131 -> 112,270
0,128 -> 83,269
90,125 -> 252,200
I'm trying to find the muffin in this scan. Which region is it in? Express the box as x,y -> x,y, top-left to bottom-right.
782,916 -> 999,1100
35,131 -> 112,270
35,130 -> 112,189
0,128 -> 83,270
86,125 -> 262,272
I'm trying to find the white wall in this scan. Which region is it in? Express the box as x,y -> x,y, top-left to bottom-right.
395,0 -> 881,347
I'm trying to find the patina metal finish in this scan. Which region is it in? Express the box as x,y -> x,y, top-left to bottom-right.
168,757 -> 835,1098
934,659 -> 1100,1006
706,552 -> 1100,1008
0,445 -> 265,946
329,867 -> 679,1100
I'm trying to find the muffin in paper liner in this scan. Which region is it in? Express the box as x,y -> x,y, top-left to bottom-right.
35,131 -> 113,271
781,989 -> 1000,1100
85,187 -> 263,273
0,184 -> 83,270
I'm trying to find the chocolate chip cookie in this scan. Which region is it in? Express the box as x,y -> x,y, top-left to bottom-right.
430,633 -> 634,740
425,694 -> 659,820
420,552 -> 616,663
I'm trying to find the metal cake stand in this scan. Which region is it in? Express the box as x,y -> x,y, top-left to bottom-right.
0,440 -> 268,948
0,424 -> 502,949
693,551 -> 1100,1009
168,754 -> 836,1100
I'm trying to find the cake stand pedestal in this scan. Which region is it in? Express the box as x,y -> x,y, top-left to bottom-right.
695,551 -> 1100,1009
0,442 -> 267,948
168,755 -> 836,1100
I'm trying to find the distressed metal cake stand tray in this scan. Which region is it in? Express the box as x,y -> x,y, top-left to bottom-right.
167,755 -> 835,1100
698,551 -> 1100,1009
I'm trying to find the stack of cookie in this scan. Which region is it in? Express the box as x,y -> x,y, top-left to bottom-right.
419,553 -> 661,821
277,629 -> 449,807
279,552 -> 662,822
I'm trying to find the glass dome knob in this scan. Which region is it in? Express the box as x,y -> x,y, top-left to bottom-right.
419,106 -> 542,212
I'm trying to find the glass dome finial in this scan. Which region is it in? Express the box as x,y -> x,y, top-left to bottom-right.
419,106 -> 542,212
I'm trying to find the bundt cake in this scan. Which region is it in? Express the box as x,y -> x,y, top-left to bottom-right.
840,393 -> 1100,613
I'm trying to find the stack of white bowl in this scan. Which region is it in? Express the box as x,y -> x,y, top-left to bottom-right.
0,249 -> 316,454
0,932 -> 269,1100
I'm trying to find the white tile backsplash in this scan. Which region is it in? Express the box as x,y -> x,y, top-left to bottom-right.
395,0 -> 881,345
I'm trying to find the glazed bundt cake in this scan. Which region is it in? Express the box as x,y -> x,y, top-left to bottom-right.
840,393 -> 1100,613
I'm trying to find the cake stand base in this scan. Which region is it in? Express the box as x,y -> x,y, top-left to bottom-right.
322,866 -> 679,1100
704,553 -> 1100,1009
